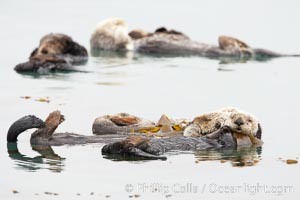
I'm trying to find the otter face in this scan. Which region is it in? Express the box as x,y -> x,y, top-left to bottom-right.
36,34 -> 71,56
29,33 -> 88,58
185,108 -> 262,141
225,111 -> 261,139
37,40 -> 64,55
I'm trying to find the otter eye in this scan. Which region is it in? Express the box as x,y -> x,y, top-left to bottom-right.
215,121 -> 221,129
41,49 -> 48,54
248,119 -> 253,123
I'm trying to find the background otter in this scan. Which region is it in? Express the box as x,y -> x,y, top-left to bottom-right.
30,33 -> 88,57
15,33 -> 88,73
90,18 -> 299,60
90,18 -> 134,51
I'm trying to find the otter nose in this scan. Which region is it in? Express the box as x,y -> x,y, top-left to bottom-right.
234,117 -> 244,126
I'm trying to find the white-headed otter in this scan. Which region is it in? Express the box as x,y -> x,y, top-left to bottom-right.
90,18 -> 134,51
90,18 -> 299,60
15,33 -> 88,73
183,107 -> 262,146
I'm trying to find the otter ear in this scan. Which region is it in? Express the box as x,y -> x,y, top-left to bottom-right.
7,115 -> 45,142
255,123 -> 262,139
29,48 -> 38,58
64,39 -> 75,54
65,40 -> 88,56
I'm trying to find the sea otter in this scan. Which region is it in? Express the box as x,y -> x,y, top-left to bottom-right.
7,109 -> 263,159
183,107 -> 262,146
90,18 -> 299,60
15,33 -> 88,73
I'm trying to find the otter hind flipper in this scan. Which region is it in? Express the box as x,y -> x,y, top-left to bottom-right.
31,111 -> 65,141
218,35 -> 253,56
155,27 -> 168,33
7,115 -> 45,142
218,36 -> 250,49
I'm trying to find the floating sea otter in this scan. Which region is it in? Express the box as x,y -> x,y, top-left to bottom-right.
15,33 -> 88,73
7,108 -> 263,160
90,18 -> 299,60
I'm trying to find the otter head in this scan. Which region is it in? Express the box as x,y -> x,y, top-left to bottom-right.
30,33 -> 87,58
37,34 -> 70,55
224,110 -> 262,139
185,108 -> 263,147
90,18 -> 133,51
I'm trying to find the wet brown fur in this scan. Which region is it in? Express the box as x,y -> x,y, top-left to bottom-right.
110,115 -> 139,126
219,36 -> 253,55
129,29 -> 153,40
31,111 -> 64,139
30,33 -> 87,58
29,54 -> 66,63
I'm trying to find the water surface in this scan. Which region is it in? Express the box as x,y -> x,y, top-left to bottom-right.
0,0 -> 299,199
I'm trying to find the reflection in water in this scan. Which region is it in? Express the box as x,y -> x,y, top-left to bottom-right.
7,143 -> 65,172
103,146 -> 262,167
96,82 -> 125,86
17,71 -> 75,80
92,49 -> 274,70
195,146 -> 262,167
102,154 -> 163,162
218,56 -> 271,65
91,49 -> 134,67
15,60 -> 90,80
14,50 -> 273,82
218,66 -> 235,72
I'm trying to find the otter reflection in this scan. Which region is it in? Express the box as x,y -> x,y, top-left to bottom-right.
195,146 -> 262,167
102,146 -> 262,167
92,49 -> 274,66
7,142 -> 64,172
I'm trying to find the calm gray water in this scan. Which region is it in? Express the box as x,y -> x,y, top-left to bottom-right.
0,0 -> 300,199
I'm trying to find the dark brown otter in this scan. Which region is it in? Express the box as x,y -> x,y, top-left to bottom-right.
15,33 -> 88,73
129,29 -> 153,40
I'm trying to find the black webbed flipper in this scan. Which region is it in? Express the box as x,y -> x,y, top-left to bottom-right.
7,115 -> 45,142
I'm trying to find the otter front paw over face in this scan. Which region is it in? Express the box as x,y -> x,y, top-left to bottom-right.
183,108 -> 263,147
222,109 -> 263,146
226,112 -> 261,138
